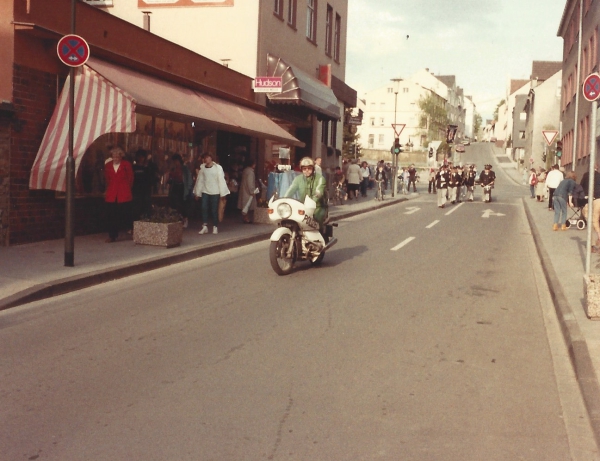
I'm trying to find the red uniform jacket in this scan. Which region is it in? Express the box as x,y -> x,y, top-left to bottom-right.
104,160 -> 134,203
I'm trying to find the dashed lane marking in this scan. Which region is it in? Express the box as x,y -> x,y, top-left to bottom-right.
426,220 -> 440,229
391,237 -> 416,252
445,202 -> 464,216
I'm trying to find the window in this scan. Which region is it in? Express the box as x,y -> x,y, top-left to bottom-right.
403,87 -> 409,93
333,13 -> 341,62
519,112 -> 526,121
287,0 -> 297,28
387,87 -> 393,93
274,0 -> 283,19
380,102 -> 385,109
368,134 -> 374,148
378,134 -> 385,145
330,120 -> 337,148
519,131 -> 525,139
379,117 -> 385,126
325,5 -> 333,56
321,120 -> 329,144
369,117 -> 375,126
306,0 -> 317,42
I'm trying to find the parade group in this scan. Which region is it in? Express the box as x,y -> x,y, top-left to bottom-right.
331,159 -> 497,208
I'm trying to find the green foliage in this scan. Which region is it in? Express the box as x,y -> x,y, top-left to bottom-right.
139,206 -> 183,223
417,93 -> 449,143
473,112 -> 482,137
493,99 -> 505,121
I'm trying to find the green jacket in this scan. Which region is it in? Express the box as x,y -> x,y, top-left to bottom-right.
284,173 -> 327,224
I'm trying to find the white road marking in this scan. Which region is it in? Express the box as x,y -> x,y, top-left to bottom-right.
426,220 -> 440,229
445,202 -> 464,215
391,237 -> 416,252
404,206 -> 421,215
482,209 -> 506,218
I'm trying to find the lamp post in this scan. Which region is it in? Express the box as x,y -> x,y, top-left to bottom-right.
391,78 -> 401,197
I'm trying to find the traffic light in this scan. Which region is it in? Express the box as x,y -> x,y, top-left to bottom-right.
348,144 -> 355,156
556,140 -> 563,158
393,138 -> 402,155
356,145 -> 361,156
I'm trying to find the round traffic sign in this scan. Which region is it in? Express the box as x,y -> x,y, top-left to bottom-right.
57,35 -> 90,67
583,73 -> 600,102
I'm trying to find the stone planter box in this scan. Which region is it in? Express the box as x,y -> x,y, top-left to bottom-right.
583,274 -> 600,320
133,221 -> 183,248
253,207 -> 275,225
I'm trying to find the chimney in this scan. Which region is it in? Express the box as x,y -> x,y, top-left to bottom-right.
142,11 -> 152,31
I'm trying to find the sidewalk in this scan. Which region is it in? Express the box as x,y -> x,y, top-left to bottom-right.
0,189 -> 411,310
495,146 -> 600,447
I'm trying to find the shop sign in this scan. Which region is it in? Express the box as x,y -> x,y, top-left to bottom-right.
138,0 -> 234,7
82,0 -> 114,5
347,116 -> 362,126
254,77 -> 282,93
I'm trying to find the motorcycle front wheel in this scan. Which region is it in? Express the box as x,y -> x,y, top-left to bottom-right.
269,234 -> 295,275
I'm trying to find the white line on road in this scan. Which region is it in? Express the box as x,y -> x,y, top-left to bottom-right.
391,237 -> 416,252
404,206 -> 421,215
426,220 -> 440,229
445,202 -> 464,216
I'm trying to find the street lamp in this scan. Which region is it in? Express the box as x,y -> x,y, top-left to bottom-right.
391,78 -> 401,197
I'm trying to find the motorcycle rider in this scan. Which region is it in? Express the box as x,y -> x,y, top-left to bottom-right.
284,157 -> 328,231
479,164 -> 496,202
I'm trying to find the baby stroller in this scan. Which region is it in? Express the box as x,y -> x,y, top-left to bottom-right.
565,184 -> 587,230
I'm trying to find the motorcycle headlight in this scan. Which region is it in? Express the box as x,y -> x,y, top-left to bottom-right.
277,203 -> 293,219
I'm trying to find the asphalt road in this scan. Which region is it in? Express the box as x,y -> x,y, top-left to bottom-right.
1,143 -> 599,460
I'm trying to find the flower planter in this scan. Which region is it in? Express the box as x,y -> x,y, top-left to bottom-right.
253,207 -> 274,225
133,221 -> 183,248
583,274 -> 600,320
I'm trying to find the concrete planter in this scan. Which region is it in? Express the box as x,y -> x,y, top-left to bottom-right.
133,221 -> 183,248
253,207 -> 274,225
583,274 -> 600,320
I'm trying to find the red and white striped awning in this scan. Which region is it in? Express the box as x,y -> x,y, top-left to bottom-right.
29,65 -> 136,191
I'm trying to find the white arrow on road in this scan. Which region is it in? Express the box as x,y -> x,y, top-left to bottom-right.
404,207 -> 420,215
482,209 -> 506,218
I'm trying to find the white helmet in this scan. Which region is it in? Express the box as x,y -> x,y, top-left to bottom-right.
299,157 -> 315,168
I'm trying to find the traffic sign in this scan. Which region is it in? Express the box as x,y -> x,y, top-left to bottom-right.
392,123 -> 405,137
583,73 -> 600,102
542,130 -> 558,146
57,35 -> 90,67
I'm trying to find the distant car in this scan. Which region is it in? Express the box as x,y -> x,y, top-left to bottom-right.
455,144 -> 465,153
463,138 -> 470,146
490,137 -> 497,143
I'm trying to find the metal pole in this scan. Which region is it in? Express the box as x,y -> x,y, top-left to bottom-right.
392,91 -> 398,197
64,0 -> 76,267
586,100 -> 597,275
571,0 -> 584,172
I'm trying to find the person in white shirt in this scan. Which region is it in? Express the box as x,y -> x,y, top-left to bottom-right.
545,164 -> 564,211
193,153 -> 230,234
314,157 -> 322,175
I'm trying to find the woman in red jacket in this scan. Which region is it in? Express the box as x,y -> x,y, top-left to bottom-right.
104,146 -> 134,243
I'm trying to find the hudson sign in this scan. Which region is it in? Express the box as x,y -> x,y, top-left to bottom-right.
254,77 -> 282,93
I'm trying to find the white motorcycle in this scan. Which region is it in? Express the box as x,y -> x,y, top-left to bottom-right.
268,195 -> 337,275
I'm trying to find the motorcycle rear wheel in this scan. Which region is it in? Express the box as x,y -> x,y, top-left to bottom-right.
269,234 -> 295,275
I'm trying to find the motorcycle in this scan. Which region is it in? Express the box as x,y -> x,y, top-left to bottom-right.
268,195 -> 337,275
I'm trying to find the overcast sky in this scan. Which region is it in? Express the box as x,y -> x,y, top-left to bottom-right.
345,0 -> 567,119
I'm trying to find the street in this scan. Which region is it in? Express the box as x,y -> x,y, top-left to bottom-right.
1,144 -> 599,460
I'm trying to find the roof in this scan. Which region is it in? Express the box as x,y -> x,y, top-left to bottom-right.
510,79 -> 529,95
435,75 -> 456,88
531,61 -> 562,81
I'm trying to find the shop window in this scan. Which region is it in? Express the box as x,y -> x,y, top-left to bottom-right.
274,0 -> 284,19
321,120 -> 329,145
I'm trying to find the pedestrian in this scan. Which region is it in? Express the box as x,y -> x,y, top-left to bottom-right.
360,161 -> 370,197
545,164 -> 564,211
464,164 -> 476,202
346,159 -> 362,199
528,168 -> 538,199
448,166 -> 460,204
535,167 -> 547,202
428,168 -> 436,194
435,165 -> 449,208
168,154 -> 193,228
580,163 -> 600,199
374,164 -> 387,199
314,157 -> 322,175
193,153 -> 230,235
238,158 -> 258,223
131,149 -> 153,221
104,146 -> 134,243
552,171 -> 577,231
402,167 -> 410,195
479,164 -> 496,203
407,164 -> 418,192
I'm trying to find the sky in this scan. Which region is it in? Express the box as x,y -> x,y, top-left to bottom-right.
345,0 -> 568,120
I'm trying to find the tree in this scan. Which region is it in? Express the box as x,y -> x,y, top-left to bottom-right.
493,99 -> 505,122
473,112 -> 482,139
417,93 -> 449,144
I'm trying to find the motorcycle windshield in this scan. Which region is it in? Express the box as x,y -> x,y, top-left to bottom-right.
304,195 -> 317,210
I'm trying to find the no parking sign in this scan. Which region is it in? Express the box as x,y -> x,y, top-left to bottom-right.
57,35 -> 90,67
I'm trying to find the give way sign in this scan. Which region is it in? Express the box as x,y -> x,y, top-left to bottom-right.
542,130 -> 558,146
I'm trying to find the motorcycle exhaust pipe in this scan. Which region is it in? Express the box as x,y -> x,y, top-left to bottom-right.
320,237 -> 338,253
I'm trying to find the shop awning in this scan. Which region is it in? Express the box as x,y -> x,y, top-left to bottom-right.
30,65 -> 136,191
29,58 -> 303,192
87,58 -> 302,147
266,54 -> 341,121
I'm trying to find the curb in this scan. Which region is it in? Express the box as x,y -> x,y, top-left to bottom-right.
0,197 -> 408,311
523,198 -> 600,448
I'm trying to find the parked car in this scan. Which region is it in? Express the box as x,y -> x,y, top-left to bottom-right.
463,138 -> 471,146
455,144 -> 465,153
490,137 -> 497,143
